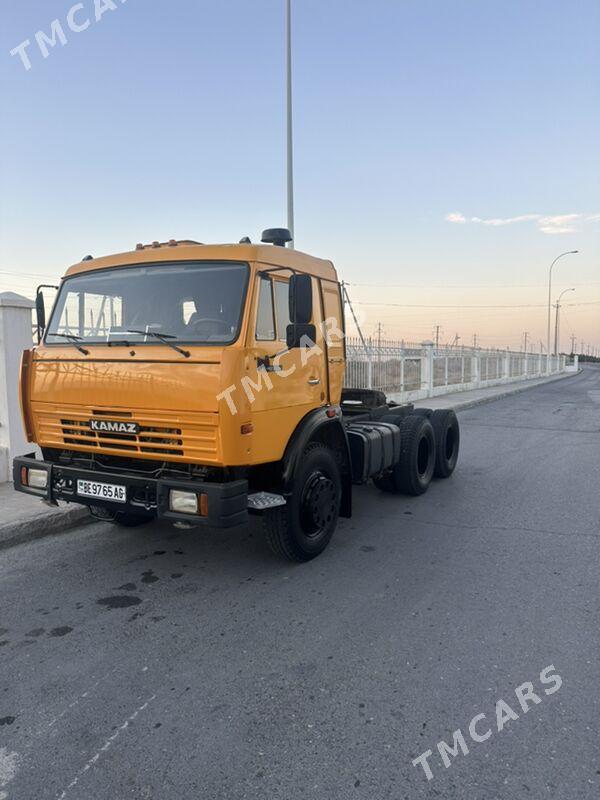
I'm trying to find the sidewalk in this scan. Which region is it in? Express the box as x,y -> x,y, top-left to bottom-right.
411,370 -> 577,412
0,370 -> 578,552
0,482 -> 89,551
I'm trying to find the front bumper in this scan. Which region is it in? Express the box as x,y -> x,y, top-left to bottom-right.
13,454 -> 248,528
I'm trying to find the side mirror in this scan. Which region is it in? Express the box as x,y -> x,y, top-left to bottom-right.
35,284 -> 59,343
286,323 -> 317,350
289,274 -> 313,325
35,291 -> 46,343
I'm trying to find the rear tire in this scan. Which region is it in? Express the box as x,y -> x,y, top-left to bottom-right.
394,415 -> 436,495
372,415 -> 436,496
264,442 -> 341,562
430,409 -> 460,478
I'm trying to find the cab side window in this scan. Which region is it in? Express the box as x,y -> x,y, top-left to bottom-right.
273,280 -> 291,341
256,278 -> 275,341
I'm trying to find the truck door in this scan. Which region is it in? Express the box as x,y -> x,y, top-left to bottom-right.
246,272 -> 327,464
321,280 -> 346,405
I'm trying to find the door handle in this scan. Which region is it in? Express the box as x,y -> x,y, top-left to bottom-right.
308,378 -> 321,385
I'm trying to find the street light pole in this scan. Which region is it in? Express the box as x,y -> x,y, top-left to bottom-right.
547,251 -> 578,366
286,0 -> 295,247
554,288 -> 575,356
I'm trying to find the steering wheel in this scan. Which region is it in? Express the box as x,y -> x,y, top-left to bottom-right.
188,317 -> 232,335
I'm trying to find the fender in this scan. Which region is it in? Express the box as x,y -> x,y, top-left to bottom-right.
282,406 -> 352,518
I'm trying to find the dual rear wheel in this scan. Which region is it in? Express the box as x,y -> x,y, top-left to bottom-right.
374,409 -> 459,496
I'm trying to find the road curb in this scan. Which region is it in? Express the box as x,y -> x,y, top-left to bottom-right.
0,502 -> 92,552
435,371 -> 580,413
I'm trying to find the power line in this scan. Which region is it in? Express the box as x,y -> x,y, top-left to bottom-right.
0,269 -> 60,279
346,281 -> 600,289
353,300 -> 600,309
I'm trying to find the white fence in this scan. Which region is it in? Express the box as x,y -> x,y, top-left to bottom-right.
345,338 -> 568,403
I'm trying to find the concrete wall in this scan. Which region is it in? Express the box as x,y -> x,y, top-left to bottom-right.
0,293 -> 36,482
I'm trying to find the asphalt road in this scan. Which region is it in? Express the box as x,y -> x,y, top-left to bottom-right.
1,367 -> 599,800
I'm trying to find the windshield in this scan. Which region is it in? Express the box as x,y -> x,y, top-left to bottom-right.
45,261 -> 249,345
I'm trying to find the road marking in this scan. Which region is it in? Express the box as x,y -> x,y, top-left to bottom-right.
0,747 -> 20,799
45,664 -> 146,731
56,694 -> 157,800
46,673 -> 114,730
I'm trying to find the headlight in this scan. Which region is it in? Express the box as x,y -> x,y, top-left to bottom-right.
169,490 -> 199,515
169,490 -> 208,516
28,468 -> 48,489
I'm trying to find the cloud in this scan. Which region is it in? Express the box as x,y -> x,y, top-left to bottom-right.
537,214 -> 581,235
472,214 -> 541,227
446,211 -> 600,235
445,212 -> 467,224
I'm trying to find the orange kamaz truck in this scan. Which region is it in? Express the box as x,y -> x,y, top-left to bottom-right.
14,229 -> 459,561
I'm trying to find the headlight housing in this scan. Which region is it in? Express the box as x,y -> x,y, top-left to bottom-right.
27,468 -> 49,489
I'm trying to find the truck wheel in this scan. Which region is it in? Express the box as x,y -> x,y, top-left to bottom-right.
264,443 -> 341,562
430,409 -> 460,478
394,415 -> 436,496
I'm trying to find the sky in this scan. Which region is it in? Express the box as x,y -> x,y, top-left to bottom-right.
1,0 -> 598,353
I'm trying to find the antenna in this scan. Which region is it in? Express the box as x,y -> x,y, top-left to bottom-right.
342,282 -> 370,355
286,0 -> 295,247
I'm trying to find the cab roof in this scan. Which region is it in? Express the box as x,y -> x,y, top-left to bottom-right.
65,242 -> 338,282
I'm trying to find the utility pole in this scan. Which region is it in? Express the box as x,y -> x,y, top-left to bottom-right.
522,332 -> 529,353
570,334 -> 576,354
376,322 -> 383,373
554,288 -> 575,355
472,334 -> 478,349
285,0 -> 295,246
433,324 -> 441,350
547,251 -> 578,359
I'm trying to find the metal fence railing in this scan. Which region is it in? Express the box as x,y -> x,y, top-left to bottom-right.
345,338 -> 567,402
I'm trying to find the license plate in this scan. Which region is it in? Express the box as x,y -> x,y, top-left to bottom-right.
77,479 -> 127,503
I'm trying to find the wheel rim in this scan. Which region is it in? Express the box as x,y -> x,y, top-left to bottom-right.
300,471 -> 337,538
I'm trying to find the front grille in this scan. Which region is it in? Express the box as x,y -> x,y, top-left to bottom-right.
34,405 -> 219,463
61,419 -> 184,456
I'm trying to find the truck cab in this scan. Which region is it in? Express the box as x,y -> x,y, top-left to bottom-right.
14,230 -> 460,561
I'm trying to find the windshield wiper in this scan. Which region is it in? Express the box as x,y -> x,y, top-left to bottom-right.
127,330 -> 191,358
49,333 -> 89,355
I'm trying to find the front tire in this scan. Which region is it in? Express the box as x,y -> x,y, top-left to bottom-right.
264,442 -> 341,562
